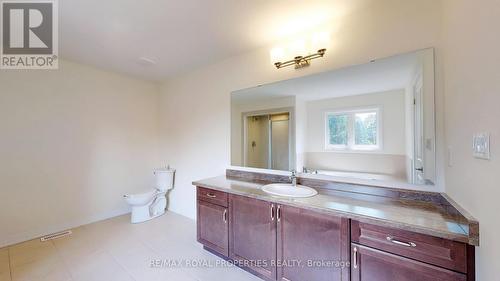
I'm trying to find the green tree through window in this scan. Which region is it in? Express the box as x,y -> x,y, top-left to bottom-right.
326,109 -> 379,150
328,114 -> 348,145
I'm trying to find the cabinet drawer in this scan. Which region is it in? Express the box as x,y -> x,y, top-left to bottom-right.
351,244 -> 466,281
351,221 -> 468,273
197,187 -> 228,207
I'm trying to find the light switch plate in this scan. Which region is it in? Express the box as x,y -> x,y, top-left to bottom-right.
472,133 -> 490,160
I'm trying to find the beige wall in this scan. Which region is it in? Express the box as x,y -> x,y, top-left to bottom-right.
0,60 -> 160,247
442,0 -> 500,280
159,0 -> 444,220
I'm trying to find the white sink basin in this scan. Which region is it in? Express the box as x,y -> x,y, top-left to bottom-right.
261,183 -> 318,198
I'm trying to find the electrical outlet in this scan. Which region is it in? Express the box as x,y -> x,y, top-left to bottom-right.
472,133 -> 490,160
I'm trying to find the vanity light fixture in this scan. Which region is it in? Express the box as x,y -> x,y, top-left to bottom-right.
273,48 -> 326,69
271,31 -> 330,69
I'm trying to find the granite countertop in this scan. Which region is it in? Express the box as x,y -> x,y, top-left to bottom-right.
193,175 -> 479,246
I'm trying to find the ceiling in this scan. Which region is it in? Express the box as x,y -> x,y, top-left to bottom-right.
232,50 -> 422,104
59,0 -> 355,80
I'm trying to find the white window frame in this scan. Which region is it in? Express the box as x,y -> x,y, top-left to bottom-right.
324,107 -> 382,152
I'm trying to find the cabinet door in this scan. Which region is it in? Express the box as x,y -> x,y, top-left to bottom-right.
229,194 -> 277,281
277,205 -> 350,281
351,244 -> 466,281
197,200 -> 228,256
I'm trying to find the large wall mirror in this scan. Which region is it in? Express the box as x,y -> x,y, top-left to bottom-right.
231,48 -> 436,186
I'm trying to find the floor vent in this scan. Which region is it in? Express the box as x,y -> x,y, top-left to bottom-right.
40,230 -> 72,242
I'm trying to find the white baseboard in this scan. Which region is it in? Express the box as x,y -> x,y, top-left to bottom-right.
0,207 -> 131,249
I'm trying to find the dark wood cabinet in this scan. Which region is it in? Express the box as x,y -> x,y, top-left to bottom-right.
351,244 -> 466,281
351,221 -> 468,273
229,194 -> 277,281
277,205 -> 350,281
196,186 -> 475,281
197,199 -> 229,256
227,195 -> 351,281
351,220 -> 474,280
196,187 -> 229,256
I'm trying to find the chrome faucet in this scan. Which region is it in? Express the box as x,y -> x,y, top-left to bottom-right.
289,170 -> 297,186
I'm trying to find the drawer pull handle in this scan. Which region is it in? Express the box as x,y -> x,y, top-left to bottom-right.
206,193 -> 217,198
223,209 -> 227,223
353,247 -> 358,269
386,236 -> 416,247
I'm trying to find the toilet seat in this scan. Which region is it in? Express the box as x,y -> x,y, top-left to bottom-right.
123,189 -> 162,206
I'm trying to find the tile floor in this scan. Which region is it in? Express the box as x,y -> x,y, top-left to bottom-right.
0,212 -> 261,281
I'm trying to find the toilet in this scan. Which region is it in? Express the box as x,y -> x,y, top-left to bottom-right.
124,167 -> 175,223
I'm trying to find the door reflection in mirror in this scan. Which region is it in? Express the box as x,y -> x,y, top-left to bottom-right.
244,112 -> 290,170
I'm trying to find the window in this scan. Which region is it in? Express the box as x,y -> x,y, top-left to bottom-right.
325,108 -> 380,151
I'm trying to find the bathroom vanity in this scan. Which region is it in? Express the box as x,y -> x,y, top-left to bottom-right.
212,47 -> 479,281
193,171 -> 478,281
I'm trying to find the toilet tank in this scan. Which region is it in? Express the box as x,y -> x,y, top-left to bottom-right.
154,167 -> 175,191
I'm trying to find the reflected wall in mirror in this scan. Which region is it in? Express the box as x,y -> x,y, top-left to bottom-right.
231,48 -> 435,186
